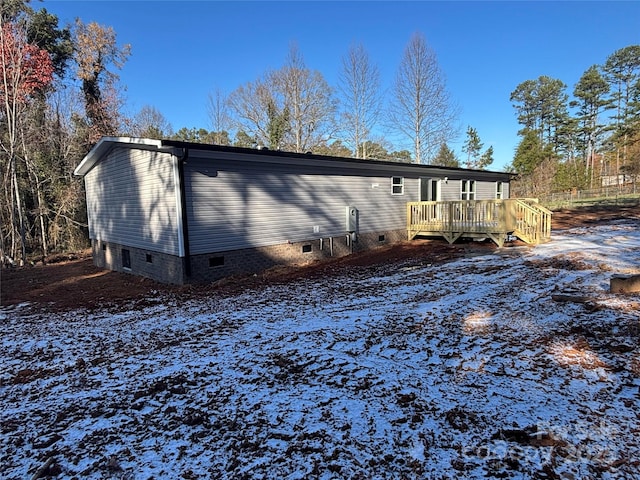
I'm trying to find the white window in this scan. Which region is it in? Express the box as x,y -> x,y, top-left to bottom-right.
391,176 -> 404,195
461,180 -> 476,200
496,181 -> 504,199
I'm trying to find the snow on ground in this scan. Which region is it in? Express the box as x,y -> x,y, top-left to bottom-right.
1,220 -> 639,480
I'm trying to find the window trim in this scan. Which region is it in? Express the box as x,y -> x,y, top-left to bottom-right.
461,180 -> 476,200
496,181 -> 504,199
391,176 -> 404,195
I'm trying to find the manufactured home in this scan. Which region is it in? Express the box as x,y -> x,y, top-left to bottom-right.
75,137 -> 529,284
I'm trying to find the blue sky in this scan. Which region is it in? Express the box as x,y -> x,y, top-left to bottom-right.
44,1 -> 639,171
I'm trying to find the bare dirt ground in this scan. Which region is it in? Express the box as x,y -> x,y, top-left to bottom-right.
2,204 -> 639,312
2,204 -> 639,479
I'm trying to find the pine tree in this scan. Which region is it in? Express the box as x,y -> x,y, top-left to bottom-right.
462,126 -> 493,169
462,126 -> 483,168
571,65 -> 609,187
432,143 -> 460,167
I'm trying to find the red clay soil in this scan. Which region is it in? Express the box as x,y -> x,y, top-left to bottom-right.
2,204 -> 639,312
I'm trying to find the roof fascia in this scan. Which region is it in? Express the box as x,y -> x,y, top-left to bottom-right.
74,136 -> 512,181
74,137 -> 174,177
182,148 -> 512,180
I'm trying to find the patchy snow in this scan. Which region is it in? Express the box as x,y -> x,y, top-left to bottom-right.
1,220 -> 639,479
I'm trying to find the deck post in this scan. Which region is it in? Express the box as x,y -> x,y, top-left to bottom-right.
406,198 -> 552,247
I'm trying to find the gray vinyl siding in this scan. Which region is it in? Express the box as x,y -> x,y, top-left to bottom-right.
476,180 -> 501,199
84,147 -> 182,256
441,181 -> 461,201
185,157 -> 419,255
441,179 -> 510,201
502,182 -> 510,198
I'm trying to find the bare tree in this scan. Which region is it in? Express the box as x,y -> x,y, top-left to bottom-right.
274,44 -> 337,153
0,19 -> 53,264
42,83 -> 89,251
206,87 -> 232,145
229,44 -> 336,153
73,19 -> 130,140
227,76 -> 275,148
338,43 -> 382,158
130,105 -> 173,139
388,32 -> 458,164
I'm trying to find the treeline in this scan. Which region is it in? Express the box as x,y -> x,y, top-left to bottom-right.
166,42 -> 494,169
1,1 -> 134,265
0,1 -> 467,265
141,41 -> 466,166
509,46 -> 640,197
1,0 -> 638,265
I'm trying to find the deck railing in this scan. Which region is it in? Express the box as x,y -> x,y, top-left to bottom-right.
407,199 -> 551,246
513,199 -> 552,244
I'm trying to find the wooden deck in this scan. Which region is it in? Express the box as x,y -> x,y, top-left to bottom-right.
407,199 -> 552,247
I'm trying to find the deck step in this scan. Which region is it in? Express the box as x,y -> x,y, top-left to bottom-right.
407,199 -> 552,247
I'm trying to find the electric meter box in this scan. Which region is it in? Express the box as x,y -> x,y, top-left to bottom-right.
345,206 -> 359,232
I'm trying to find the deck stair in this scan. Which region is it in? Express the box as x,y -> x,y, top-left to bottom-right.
407,198 -> 552,247
512,198 -> 552,245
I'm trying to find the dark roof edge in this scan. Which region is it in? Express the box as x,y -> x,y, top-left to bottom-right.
160,139 -> 513,177
74,136 -> 513,178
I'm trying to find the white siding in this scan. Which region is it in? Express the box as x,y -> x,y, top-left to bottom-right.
84,147 -> 182,256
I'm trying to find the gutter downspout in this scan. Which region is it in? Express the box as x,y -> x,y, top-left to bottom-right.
177,148 -> 192,280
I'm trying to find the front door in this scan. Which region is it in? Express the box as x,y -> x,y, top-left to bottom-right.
420,178 -> 440,201
430,179 -> 440,201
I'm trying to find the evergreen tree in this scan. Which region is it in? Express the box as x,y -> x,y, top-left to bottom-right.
387,150 -> 413,163
478,146 -> 494,170
603,45 -> 640,175
510,75 -> 569,149
511,131 -> 558,196
312,140 -> 352,157
27,8 -> 73,79
571,65 -> 609,187
266,99 -> 289,149
462,126 -> 494,169
512,130 -> 544,176
462,126 -> 483,168
234,131 -> 257,148
432,143 -> 459,167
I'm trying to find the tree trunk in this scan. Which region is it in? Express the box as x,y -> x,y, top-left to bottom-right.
35,174 -> 48,261
11,158 -> 26,265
